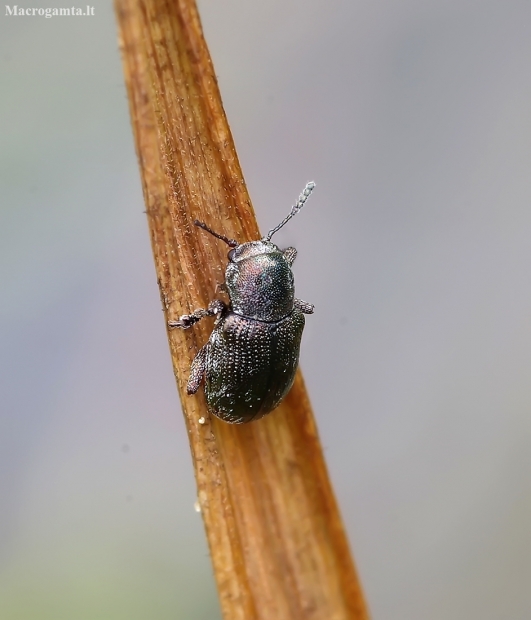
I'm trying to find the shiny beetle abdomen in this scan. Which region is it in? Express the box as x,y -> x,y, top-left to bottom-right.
204,310 -> 305,423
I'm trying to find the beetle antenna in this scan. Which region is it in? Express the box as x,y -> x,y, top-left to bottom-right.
264,181 -> 315,241
194,220 -> 238,248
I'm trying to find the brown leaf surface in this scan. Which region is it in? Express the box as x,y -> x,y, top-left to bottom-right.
114,1 -> 369,618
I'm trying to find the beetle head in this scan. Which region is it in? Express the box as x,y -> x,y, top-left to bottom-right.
227,240 -> 278,263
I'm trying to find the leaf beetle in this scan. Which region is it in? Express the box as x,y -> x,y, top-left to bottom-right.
169,182 -> 315,424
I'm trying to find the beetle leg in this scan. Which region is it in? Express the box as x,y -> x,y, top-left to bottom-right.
169,299 -> 227,329
187,345 -> 207,394
294,298 -> 314,314
283,247 -> 297,266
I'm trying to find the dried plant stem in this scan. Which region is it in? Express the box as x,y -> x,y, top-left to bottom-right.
115,1 -> 369,618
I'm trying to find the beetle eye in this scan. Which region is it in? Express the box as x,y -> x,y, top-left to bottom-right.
228,249 -> 236,261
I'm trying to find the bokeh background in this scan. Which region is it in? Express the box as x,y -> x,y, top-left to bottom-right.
1,1 -> 531,618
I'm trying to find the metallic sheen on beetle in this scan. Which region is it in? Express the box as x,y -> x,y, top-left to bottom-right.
169,182 -> 315,424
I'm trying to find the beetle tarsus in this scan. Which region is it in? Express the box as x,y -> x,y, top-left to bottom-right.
168,314 -> 196,329
169,300 -> 227,330
294,298 -> 314,314
283,247 -> 297,266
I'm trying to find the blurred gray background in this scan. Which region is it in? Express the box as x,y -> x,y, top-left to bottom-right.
1,1 -> 531,618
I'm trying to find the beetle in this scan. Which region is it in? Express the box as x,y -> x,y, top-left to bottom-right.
169,182 -> 315,424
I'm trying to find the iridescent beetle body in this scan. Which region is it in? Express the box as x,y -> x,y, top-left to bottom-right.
169,183 -> 315,424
